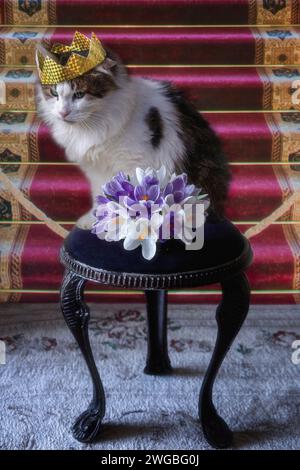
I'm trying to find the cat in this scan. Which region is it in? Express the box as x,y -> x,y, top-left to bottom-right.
36,46 -> 230,229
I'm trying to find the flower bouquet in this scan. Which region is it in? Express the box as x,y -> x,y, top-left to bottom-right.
92,166 -> 210,260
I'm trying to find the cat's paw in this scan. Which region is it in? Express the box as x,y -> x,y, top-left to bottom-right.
76,212 -> 95,230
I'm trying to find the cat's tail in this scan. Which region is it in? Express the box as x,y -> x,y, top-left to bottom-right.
0,169 -> 69,239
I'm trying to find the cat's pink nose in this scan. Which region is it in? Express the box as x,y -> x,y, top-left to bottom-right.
59,110 -> 70,119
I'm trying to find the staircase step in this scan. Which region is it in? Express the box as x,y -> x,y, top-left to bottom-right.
1,27 -> 300,66
0,223 -> 295,293
0,163 -> 296,222
1,110 -> 300,164
1,0 -> 299,26
27,164 -> 294,221
0,221 -> 298,303
1,66 -> 300,112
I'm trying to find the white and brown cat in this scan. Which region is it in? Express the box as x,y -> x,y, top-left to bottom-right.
36,46 -> 230,229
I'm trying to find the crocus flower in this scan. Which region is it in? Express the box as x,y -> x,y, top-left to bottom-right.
135,166 -> 168,187
102,171 -> 134,201
92,201 -> 130,241
163,173 -> 199,203
160,201 -> 206,245
124,180 -> 163,215
92,165 -> 210,260
123,213 -> 163,260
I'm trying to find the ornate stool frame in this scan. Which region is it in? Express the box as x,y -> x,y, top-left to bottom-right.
60,239 -> 252,449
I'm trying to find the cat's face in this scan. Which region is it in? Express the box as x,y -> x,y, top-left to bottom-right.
37,57 -> 119,125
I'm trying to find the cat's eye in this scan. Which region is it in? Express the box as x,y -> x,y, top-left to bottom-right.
73,91 -> 85,99
50,87 -> 58,98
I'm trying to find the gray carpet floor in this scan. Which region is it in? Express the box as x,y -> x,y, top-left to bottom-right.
0,303 -> 299,450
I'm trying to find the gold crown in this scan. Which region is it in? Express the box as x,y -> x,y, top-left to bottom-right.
37,31 -> 107,85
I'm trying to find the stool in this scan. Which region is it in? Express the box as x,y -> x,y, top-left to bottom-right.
59,215 -> 252,449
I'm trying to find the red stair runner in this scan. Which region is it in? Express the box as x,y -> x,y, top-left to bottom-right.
0,0 -> 300,303
3,66 -> 300,112
1,27 -> 300,66
1,0 -> 299,26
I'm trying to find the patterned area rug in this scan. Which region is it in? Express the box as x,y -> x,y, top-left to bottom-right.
0,303 -> 299,450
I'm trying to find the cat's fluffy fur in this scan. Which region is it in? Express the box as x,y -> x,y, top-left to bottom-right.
36,48 -> 230,228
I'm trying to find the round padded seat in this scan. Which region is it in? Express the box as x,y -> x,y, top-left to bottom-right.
61,214 -> 252,289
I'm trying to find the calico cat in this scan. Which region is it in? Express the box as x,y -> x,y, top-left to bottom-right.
36,47 -> 230,228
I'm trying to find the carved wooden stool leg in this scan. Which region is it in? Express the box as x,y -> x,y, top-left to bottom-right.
60,270 -> 105,443
199,272 -> 250,449
144,289 -> 172,375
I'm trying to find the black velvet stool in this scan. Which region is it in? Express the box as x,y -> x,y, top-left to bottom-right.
59,214 -> 252,449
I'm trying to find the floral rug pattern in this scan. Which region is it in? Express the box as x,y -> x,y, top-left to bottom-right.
0,303 -> 299,450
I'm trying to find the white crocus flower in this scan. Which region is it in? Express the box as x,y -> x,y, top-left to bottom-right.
135,165 -> 168,187
105,215 -> 129,242
161,195 -> 207,244
123,213 -> 163,260
104,202 -> 131,242
163,193 -> 197,208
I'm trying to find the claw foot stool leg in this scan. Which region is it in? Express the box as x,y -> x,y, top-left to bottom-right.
144,290 -> 172,375
199,272 -> 250,449
60,270 -> 105,443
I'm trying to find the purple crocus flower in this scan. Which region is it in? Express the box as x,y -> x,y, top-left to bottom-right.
124,175 -> 164,217
102,171 -> 134,202
163,174 -> 198,204
133,181 -> 161,205
92,165 -> 209,260
91,202 -> 114,235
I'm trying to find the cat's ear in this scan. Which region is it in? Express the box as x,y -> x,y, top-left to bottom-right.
93,57 -> 117,76
102,57 -> 117,71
